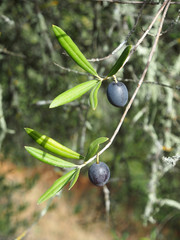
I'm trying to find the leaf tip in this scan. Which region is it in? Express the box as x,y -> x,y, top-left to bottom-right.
37,199 -> 41,205
24,127 -> 32,134
49,101 -> 56,108
52,24 -> 58,29
37,195 -> 45,205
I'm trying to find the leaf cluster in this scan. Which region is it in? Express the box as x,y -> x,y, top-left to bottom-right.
24,25 -> 132,203
49,25 -> 132,110
25,127 -> 108,203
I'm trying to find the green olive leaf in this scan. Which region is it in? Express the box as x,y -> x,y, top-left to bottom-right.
38,169 -> 76,204
85,137 -> 109,160
49,80 -> 98,108
69,168 -> 80,190
52,25 -> 98,77
25,146 -> 76,168
89,81 -> 102,110
25,128 -> 83,159
107,45 -> 132,77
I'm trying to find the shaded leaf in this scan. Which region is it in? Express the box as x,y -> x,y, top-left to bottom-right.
25,146 -> 76,168
52,25 -> 98,77
107,45 -> 132,77
25,128 -> 83,159
38,169 -> 76,204
89,81 -> 102,110
69,168 -> 80,190
85,137 -> 109,160
50,80 -> 98,108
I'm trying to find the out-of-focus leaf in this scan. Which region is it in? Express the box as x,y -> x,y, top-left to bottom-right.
89,81 -> 101,110
25,146 -> 76,168
69,168 -> 80,190
25,128 -> 83,159
52,25 -> 98,77
50,80 -> 98,108
107,45 -> 132,77
85,137 -> 109,160
38,169 -> 76,204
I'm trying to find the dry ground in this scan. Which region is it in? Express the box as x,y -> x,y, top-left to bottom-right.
1,159 -> 113,240
2,158 -> 177,240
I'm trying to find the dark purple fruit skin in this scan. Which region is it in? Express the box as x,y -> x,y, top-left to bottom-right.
88,162 -> 110,186
107,81 -> 128,107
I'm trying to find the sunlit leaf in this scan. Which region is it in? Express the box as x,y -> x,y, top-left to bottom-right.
69,168 -> 80,190
25,146 -> 76,168
85,137 -> 109,160
50,80 -> 98,108
25,128 -> 83,159
89,81 -> 101,110
38,169 -> 76,204
52,25 -> 98,77
107,45 -> 132,77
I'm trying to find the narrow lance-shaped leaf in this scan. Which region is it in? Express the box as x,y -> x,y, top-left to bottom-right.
52,25 -> 98,77
107,45 -> 132,77
25,146 -> 76,168
89,81 -> 102,110
69,168 -> 80,190
25,128 -> 83,159
50,80 -> 98,108
38,169 -> 76,204
85,137 -> 109,160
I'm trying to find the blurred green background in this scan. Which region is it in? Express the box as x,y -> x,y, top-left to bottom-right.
0,0 -> 180,239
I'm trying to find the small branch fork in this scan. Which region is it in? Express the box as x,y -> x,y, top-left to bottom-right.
87,0 -> 179,63
53,63 -> 180,91
80,0 -> 171,169
88,1 -> 146,62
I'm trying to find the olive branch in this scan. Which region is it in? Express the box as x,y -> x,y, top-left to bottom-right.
24,0 -> 171,205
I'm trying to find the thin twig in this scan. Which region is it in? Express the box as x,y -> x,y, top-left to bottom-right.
80,0 -> 171,169
92,0 -> 180,5
156,198 -> 180,210
51,62 -> 180,91
121,78 -> 180,91
88,2 -> 146,62
88,41 -> 127,62
53,62 -> 90,76
103,185 -> 110,223
121,0 -> 171,70
141,9 -> 180,37
0,48 -> 25,58
0,15 -> 15,25
89,0 -> 171,65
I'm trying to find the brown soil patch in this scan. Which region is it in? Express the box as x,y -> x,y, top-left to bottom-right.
1,159 -> 113,240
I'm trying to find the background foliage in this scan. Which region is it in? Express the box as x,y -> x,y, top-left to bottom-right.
0,0 -> 180,239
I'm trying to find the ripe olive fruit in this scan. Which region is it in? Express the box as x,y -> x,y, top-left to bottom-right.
107,81 -> 128,107
88,161 -> 110,186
